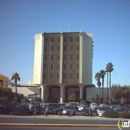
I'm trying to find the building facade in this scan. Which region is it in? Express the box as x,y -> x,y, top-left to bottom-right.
31,31 -> 94,103
0,74 -> 9,87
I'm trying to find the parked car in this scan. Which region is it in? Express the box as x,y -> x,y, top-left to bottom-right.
78,105 -> 86,111
62,106 -> 76,115
29,105 -> 44,115
97,107 -> 109,116
29,102 -> 40,109
90,103 -> 98,115
45,105 -> 57,114
81,107 -> 93,116
114,106 -> 126,114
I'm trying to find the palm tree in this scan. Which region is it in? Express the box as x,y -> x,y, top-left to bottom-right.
106,62 -> 114,96
100,70 -> 106,99
95,72 -> 101,105
11,73 -> 20,93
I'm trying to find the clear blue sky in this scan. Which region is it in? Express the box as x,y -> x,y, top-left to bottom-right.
0,0 -> 130,87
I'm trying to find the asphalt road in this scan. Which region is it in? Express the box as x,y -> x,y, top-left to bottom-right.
0,115 -> 121,125
0,127 -> 119,130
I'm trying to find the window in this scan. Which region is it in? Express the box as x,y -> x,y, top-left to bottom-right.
71,55 -> 73,60
58,55 -> 59,60
44,64 -> 46,69
51,64 -> 53,69
64,64 -> 66,69
45,55 -> 47,60
57,74 -> 59,79
51,74 -> 53,79
57,64 -> 59,69
71,46 -> 73,50
70,37 -> 73,41
63,74 -> 66,78
51,55 -> 53,60
77,55 -> 79,60
52,37 -> 54,42
44,46 -> 47,51
58,37 -> 60,42
71,64 -> 72,69
77,46 -> 79,50
44,74 -> 46,79
77,64 -> 79,69
45,37 -> 47,42
77,74 -> 79,79
64,46 -> 66,51
77,37 -> 79,41
64,37 -> 66,42
52,46 -> 53,51
64,55 -> 66,60
58,46 -> 60,51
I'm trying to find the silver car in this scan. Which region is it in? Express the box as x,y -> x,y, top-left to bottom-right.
62,106 -> 76,115
97,107 -> 109,117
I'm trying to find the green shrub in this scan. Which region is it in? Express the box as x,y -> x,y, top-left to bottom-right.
103,109 -> 119,118
9,107 -> 28,115
119,112 -> 130,118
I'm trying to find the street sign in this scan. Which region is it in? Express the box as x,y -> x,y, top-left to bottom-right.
28,94 -> 41,99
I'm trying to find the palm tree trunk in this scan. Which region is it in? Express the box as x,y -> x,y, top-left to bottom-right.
109,72 -> 111,97
15,81 -> 17,93
98,87 -> 100,105
102,79 -> 104,99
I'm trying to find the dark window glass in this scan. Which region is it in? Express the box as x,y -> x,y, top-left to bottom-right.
57,74 -> 59,79
45,55 -> 47,60
77,55 -> 79,60
51,74 -> 53,79
70,37 -> 73,41
58,37 -> 60,42
77,37 -> 79,41
64,46 -> 66,51
51,64 -> 53,69
44,64 -> 46,69
71,55 -> 73,60
63,74 -> 65,78
77,46 -> 79,50
64,64 -> 66,69
51,55 -> 53,60
77,74 -> 79,79
52,37 -> 54,42
58,46 -> 60,51
64,37 -> 66,42
45,37 -> 47,42
58,55 -> 59,60
64,55 -> 66,60
44,74 -> 46,79
77,64 -> 79,69
71,46 -> 73,50
57,64 -> 59,69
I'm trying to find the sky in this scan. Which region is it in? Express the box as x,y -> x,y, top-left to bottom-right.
0,0 -> 130,87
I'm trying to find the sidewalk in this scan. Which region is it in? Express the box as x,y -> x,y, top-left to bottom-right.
0,123 -> 118,128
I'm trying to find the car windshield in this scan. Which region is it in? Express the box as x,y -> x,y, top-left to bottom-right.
64,107 -> 73,109
99,107 -> 107,110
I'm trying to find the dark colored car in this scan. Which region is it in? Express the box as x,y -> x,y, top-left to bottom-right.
29,105 -> 44,115
45,105 -> 57,114
81,107 -> 93,116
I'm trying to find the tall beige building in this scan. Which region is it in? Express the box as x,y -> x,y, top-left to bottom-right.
32,31 -> 94,103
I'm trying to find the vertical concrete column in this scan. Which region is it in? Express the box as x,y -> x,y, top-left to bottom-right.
59,31 -> 63,84
79,31 -> 83,84
41,85 -> 45,101
60,85 -> 64,103
79,85 -> 83,99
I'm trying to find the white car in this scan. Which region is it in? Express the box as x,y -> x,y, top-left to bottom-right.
62,106 -> 76,115
78,105 -> 86,111
97,107 -> 109,116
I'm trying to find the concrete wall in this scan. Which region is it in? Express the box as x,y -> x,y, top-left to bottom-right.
86,87 -> 109,101
81,32 -> 93,84
33,34 -> 43,84
8,85 -> 40,98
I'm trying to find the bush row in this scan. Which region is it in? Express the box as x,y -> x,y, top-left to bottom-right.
103,109 -> 130,118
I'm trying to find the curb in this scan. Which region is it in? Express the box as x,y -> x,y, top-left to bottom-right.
0,123 -> 118,128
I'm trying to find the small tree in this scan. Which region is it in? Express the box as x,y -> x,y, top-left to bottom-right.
11,73 -> 20,93
68,93 -> 78,102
